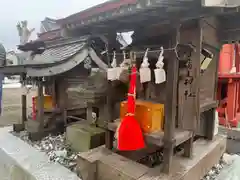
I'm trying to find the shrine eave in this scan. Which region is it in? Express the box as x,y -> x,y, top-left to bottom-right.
58,0 -> 201,28
57,0 -> 240,35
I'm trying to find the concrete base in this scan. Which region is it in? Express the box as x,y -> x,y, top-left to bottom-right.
0,126 -> 80,180
77,135 -> 226,180
66,123 -> 105,152
26,119 -> 65,141
13,123 -> 25,132
219,126 -> 240,154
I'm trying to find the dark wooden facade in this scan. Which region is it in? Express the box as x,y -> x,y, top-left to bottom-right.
55,0 -> 240,175
0,37 -> 109,139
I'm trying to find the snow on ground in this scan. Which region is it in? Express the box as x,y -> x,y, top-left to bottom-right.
3,83 -> 22,89
2,83 -> 32,89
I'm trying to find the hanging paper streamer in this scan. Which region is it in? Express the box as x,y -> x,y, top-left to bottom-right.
139,48 -> 151,83
154,47 -> 166,84
107,51 -> 118,81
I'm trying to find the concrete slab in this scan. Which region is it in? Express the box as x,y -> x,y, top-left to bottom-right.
66,123 -> 105,152
0,126 -> 80,180
139,135 -> 226,180
77,135 -> 226,180
219,126 -> 240,154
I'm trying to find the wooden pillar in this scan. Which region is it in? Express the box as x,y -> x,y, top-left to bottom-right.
105,82 -> 114,149
21,94 -> 27,123
51,78 -> 57,108
162,28 -> 180,174
13,73 -> 27,132
87,102 -> 93,123
205,108 -> 215,140
21,73 -> 27,124
37,78 -> 44,130
200,17 -> 221,139
184,20 -> 202,157
58,79 -> 68,125
105,34 -> 116,150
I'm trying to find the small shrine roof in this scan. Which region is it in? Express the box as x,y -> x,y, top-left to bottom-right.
0,37 -> 107,77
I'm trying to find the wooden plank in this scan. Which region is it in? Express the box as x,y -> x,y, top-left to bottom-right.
200,100 -> 218,113
108,120 -> 192,148
98,153 -> 149,180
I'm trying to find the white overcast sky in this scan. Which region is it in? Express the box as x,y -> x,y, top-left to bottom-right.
0,0 -> 106,51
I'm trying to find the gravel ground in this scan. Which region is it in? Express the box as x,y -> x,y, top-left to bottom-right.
12,131 -> 79,173
202,158 -> 226,180
1,87 -> 80,174
12,129 -> 228,180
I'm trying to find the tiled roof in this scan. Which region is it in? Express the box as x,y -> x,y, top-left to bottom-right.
37,29 -> 62,41
41,17 -> 60,32
0,37 -> 108,77
24,41 -> 86,65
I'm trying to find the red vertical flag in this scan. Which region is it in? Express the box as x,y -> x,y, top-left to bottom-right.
117,65 -> 145,151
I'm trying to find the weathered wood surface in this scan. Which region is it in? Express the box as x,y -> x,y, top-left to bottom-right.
162,27 -> 180,174
108,120 -> 192,148
177,21 -> 201,132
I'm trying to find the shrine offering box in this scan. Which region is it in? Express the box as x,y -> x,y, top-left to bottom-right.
120,100 -> 164,134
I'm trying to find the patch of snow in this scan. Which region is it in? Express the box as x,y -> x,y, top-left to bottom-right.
3,83 -> 22,89
3,77 -> 19,84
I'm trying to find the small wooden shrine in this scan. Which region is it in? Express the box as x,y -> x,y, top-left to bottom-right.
55,0 -> 240,179
0,36 -> 110,140
1,0 -> 240,179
